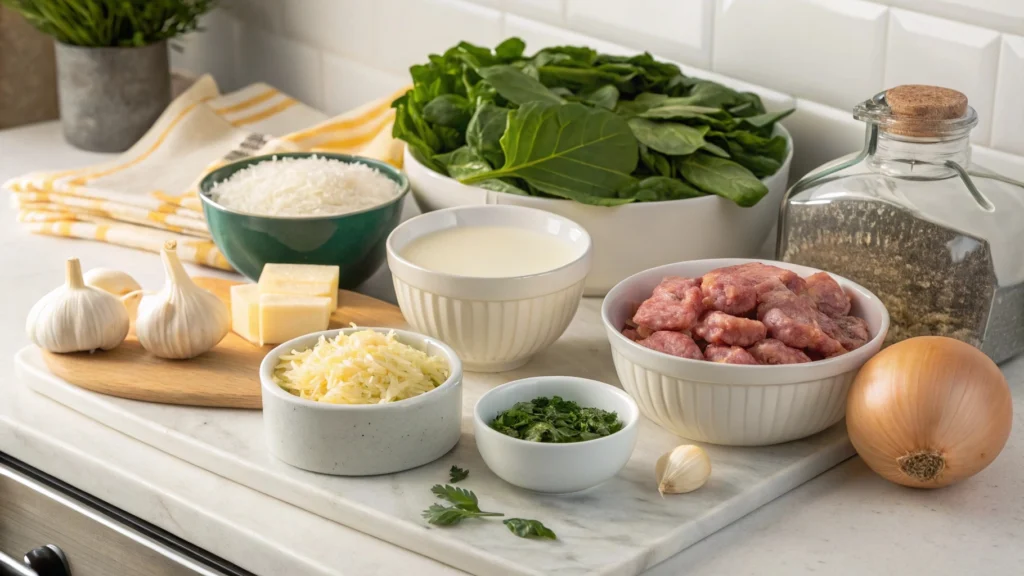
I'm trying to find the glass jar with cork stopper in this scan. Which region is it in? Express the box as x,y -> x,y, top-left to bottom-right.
777,85 -> 1024,362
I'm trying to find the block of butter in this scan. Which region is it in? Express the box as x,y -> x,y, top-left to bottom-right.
230,284 -> 261,345
258,263 -> 340,311
258,294 -> 332,346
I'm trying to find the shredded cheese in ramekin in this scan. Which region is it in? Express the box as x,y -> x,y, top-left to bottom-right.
272,329 -> 449,404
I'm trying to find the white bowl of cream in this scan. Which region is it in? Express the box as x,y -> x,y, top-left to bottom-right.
386,205 -> 592,372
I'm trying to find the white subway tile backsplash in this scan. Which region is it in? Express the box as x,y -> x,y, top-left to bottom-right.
972,145 -> 1024,182
885,8 -> 1001,144
169,9 -> 241,92
220,0 -> 284,33
566,0 -> 713,68
283,0 -> 503,75
237,29 -> 323,109
783,99 -> 866,183
881,0 -> 1024,37
505,14 -> 632,55
281,0 -> 380,64
322,52 -> 408,115
713,0 -> 887,111
990,35 -> 1024,156
502,0 -> 565,26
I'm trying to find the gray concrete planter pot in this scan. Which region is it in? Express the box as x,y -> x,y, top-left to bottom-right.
55,40 -> 171,152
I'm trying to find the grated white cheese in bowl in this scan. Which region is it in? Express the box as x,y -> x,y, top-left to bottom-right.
209,155 -> 400,217
272,328 -> 450,404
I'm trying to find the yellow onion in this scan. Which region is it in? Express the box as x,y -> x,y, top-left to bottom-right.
847,336 -> 1012,489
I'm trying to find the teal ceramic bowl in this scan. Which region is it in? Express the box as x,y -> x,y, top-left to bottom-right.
199,152 -> 409,288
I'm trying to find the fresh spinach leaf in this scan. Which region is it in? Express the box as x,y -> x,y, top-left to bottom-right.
466,102 -> 509,167
433,146 -> 492,180
503,519 -> 557,540
639,145 -> 673,178
461,102 -> 638,202
678,153 -> 769,207
622,176 -> 704,202
628,118 -> 708,156
583,85 -> 620,110
637,102 -> 721,121
739,109 -> 795,130
422,94 -> 474,133
477,65 -> 565,105
494,37 -> 526,61
474,178 -> 530,195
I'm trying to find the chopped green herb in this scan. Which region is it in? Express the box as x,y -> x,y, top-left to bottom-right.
489,396 -> 623,443
449,465 -> 469,483
503,518 -> 557,540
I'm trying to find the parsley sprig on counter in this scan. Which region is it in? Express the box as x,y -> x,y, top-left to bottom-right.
422,470 -> 557,540
489,396 -> 623,443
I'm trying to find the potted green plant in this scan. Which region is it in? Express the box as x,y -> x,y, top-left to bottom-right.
1,0 -> 215,152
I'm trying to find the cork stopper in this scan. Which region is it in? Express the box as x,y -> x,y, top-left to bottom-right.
883,85 -> 969,136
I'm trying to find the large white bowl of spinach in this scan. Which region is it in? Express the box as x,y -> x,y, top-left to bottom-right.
395,38 -> 793,295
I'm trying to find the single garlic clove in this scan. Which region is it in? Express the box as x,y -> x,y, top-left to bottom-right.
655,444 -> 711,495
84,267 -> 142,297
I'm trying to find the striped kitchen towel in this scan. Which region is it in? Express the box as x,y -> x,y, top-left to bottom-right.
4,75 -> 409,269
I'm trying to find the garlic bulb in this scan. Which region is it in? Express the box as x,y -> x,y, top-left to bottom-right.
655,445 -> 711,495
84,267 -> 142,297
135,241 -> 229,359
27,258 -> 130,353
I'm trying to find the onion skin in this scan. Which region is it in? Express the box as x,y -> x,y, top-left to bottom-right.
847,336 -> 1012,489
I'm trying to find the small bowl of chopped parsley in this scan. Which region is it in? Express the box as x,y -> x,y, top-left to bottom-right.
473,376 -> 639,494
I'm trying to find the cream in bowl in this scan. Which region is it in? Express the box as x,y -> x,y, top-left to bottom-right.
260,327 -> 463,476
473,376 -> 640,494
386,205 -> 592,372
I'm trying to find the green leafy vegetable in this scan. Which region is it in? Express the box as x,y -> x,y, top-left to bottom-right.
678,153 -> 769,207
392,38 -> 792,207
622,176 -> 705,202
466,102 -> 510,167
449,466 -> 469,483
478,65 -> 565,105
433,146 -> 492,180
628,118 -> 708,156
504,518 -> 557,540
489,396 -> 624,443
422,504 -> 503,526
461,102 -> 638,204
431,484 -> 482,510
422,484 -> 504,526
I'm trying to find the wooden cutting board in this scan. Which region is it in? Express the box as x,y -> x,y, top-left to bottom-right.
40,277 -> 408,409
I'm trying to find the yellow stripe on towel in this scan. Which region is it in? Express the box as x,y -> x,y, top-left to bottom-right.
213,87 -> 279,115
232,98 -> 299,127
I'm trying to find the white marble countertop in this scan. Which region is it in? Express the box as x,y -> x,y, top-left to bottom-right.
1,122 -> 1022,576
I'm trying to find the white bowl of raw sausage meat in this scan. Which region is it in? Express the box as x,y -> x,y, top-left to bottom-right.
601,258 -> 889,446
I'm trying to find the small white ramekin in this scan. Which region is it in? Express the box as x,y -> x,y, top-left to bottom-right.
473,376 -> 640,494
260,327 -> 463,475
601,258 -> 890,446
386,205 -> 592,372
